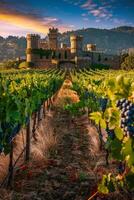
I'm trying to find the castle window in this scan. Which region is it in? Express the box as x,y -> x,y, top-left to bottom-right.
104,57 -> 108,61
64,51 -> 67,59
40,54 -> 43,59
58,52 -> 61,59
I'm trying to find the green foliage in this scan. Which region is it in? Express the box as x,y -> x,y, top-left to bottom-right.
0,69 -> 64,154
98,174 -> 117,194
90,63 -> 110,70
126,172 -> 134,190
19,61 -> 34,69
64,101 -> 85,116
27,48 -> 53,59
78,171 -> 88,181
70,68 -> 134,195
121,55 -> 134,70
2,60 -> 21,69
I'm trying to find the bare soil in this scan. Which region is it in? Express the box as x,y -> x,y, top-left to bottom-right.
0,80 -> 132,200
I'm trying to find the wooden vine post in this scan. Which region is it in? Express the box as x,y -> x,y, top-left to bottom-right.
25,118 -> 31,161
98,121 -> 103,150
32,112 -> 37,141
7,141 -> 14,188
43,102 -> 46,117
37,108 -> 41,124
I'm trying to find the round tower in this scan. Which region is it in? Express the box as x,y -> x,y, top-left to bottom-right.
70,35 -> 83,55
48,27 -> 58,49
27,34 -> 40,49
87,44 -> 96,52
60,43 -> 67,49
26,34 -> 40,63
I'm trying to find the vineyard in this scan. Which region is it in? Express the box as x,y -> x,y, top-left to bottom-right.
0,68 -> 134,200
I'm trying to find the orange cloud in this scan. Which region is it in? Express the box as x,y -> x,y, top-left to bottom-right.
0,1 -> 74,36
0,12 -> 50,34
0,12 -> 74,35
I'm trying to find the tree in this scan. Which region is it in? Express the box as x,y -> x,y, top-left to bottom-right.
120,53 -> 128,63
121,55 -> 134,70
2,60 -> 21,69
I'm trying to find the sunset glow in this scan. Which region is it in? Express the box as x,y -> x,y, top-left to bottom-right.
0,0 -> 133,36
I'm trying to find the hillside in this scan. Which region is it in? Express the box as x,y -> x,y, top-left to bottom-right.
59,26 -> 134,54
111,26 -> 134,33
0,36 -> 26,62
0,26 -> 134,61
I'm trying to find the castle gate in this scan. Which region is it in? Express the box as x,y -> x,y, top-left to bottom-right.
59,60 -> 76,69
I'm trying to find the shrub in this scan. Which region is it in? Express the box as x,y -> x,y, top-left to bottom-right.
2,60 -> 21,69
91,63 -> 110,70
19,61 -> 34,69
121,55 -> 134,70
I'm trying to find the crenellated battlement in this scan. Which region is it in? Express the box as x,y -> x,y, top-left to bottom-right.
26,34 -> 40,59
48,27 -> 58,49
70,35 -> 83,55
27,34 -> 40,40
70,35 -> 83,41
49,27 -> 58,33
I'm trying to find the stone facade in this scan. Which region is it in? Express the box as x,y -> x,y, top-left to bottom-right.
26,27 -> 121,69
70,35 -> 83,55
87,44 -> 96,52
48,27 -> 58,49
128,48 -> 134,56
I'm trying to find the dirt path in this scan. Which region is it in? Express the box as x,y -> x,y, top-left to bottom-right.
0,80 -> 111,200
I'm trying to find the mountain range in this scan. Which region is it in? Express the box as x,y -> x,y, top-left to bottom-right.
59,26 -> 134,54
0,26 -> 134,62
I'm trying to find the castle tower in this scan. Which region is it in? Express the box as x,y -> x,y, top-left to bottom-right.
70,35 -> 83,55
26,34 -> 40,63
60,43 -> 67,49
48,27 -> 58,49
87,44 -> 96,52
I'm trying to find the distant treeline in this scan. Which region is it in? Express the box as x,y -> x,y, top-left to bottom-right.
0,26 -> 134,61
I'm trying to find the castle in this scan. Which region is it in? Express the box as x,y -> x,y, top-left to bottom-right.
26,27 -> 120,69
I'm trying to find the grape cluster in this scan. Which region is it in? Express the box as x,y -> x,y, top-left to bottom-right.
116,98 -> 134,137
0,122 -> 21,153
107,129 -> 115,140
99,98 -> 108,113
84,89 -> 96,100
106,124 -> 115,140
118,161 -> 125,175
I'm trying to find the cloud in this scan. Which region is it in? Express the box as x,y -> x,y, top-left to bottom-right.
81,13 -> 87,17
81,0 -> 114,20
83,17 -> 89,21
0,21 -> 32,37
0,12 -> 51,34
0,0 -> 73,35
90,9 -> 101,17
95,19 -> 101,23
81,0 -> 97,10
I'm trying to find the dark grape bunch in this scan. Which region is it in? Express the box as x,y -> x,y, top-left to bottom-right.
116,98 -> 134,137
99,98 -> 108,113
84,89 -> 96,100
105,123 -> 115,140
107,129 -> 115,140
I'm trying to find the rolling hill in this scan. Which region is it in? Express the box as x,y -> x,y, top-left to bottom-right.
0,26 -> 134,62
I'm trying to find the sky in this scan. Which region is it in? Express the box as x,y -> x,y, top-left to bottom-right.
0,0 -> 134,37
